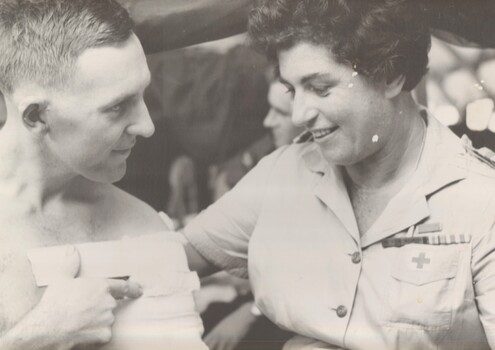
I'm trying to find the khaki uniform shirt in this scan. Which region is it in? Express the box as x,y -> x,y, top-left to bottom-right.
184,113 -> 495,349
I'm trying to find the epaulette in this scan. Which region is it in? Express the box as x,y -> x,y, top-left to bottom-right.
461,135 -> 495,175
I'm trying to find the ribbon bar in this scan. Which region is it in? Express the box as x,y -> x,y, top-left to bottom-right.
382,234 -> 471,248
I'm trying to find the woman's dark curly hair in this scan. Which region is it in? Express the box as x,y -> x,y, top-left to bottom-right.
248,0 -> 431,91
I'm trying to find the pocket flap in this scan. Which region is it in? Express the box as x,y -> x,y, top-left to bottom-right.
391,246 -> 459,285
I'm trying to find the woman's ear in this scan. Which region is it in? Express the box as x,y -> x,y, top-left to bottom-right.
384,74 -> 406,99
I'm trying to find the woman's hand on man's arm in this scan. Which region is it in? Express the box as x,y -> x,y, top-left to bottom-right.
184,242 -> 219,278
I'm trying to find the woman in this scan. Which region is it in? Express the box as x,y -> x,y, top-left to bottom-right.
183,1 -> 495,349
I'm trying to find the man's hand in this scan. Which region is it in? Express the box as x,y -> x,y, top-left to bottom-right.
35,277 -> 142,348
34,244 -> 141,346
1,246 -> 142,350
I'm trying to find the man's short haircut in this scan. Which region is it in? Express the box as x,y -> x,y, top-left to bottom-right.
0,0 -> 133,93
248,0 -> 431,91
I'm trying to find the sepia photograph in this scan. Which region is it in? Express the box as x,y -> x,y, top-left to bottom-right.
1,0 -> 495,349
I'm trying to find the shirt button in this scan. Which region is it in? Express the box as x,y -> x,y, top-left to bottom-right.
351,251 -> 361,264
336,305 -> 347,318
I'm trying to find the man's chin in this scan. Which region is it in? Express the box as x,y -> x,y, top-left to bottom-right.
110,166 -> 127,183
88,164 -> 127,184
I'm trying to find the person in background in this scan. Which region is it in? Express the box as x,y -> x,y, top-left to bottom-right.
211,79 -> 304,201
264,80 -> 306,148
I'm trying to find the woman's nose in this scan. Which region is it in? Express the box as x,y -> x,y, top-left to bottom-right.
291,93 -> 318,127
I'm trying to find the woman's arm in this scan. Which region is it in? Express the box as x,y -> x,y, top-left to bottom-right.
182,147 -> 287,279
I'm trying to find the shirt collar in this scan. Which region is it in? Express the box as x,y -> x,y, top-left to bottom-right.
411,108 -> 468,196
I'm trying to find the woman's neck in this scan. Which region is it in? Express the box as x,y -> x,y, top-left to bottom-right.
344,100 -> 426,192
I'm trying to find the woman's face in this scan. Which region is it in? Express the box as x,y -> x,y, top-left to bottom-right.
278,41 -> 396,166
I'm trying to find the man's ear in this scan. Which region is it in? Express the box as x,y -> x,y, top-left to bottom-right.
20,101 -> 48,132
0,92 -> 6,129
384,74 -> 406,99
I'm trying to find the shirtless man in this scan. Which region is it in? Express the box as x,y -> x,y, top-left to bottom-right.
0,0 -> 169,348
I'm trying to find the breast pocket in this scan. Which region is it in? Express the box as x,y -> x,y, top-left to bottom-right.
385,244 -> 460,330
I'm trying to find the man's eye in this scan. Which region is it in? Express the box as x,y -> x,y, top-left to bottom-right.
107,101 -> 130,114
110,104 -> 123,112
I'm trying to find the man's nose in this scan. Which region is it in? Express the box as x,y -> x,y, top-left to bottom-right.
127,99 -> 155,138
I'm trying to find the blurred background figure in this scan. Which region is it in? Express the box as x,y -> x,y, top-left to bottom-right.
210,78 -> 304,201
263,80 -> 305,148
166,155 -> 200,228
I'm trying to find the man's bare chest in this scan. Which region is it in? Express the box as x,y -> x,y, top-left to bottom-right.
0,211 -> 105,333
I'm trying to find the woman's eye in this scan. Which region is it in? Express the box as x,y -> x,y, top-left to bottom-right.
309,86 -> 330,97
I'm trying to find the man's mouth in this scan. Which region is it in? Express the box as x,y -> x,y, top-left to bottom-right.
114,140 -> 136,153
311,127 -> 339,140
113,142 -> 135,155
112,148 -> 132,156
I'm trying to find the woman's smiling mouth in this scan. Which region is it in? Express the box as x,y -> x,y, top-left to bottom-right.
311,126 -> 339,140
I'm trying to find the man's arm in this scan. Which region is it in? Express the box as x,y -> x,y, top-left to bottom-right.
117,0 -> 252,54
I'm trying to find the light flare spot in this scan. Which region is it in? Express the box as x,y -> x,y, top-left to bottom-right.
372,134 -> 379,143
348,83 -> 354,89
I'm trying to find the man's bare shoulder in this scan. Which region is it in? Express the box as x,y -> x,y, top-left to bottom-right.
94,184 -> 170,239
